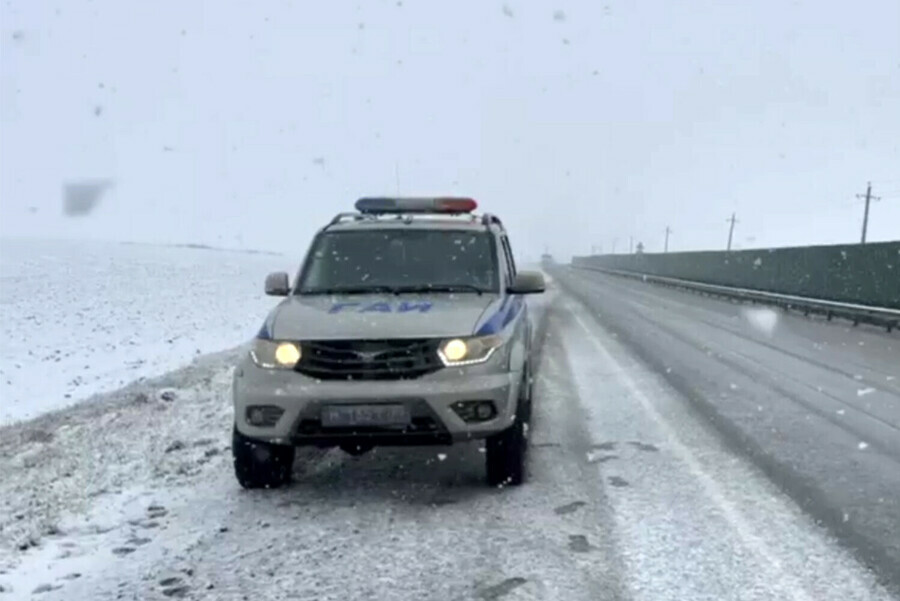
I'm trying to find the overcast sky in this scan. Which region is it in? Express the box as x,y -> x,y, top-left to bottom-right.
1,0 -> 898,261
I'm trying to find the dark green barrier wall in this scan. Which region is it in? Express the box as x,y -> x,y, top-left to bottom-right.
572,241 -> 900,309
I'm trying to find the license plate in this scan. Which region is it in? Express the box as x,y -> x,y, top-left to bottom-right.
320,404 -> 409,427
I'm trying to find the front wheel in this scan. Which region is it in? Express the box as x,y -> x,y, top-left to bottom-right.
232,426 -> 295,489
485,417 -> 526,486
486,371 -> 530,487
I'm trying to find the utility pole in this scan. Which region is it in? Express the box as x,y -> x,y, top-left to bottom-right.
664,226 -> 672,253
726,213 -> 738,251
629,236 -> 634,254
612,238 -> 618,254
395,162 -> 401,194
856,182 -> 881,244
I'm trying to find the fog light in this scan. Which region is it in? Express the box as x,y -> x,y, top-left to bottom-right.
475,403 -> 494,420
248,408 -> 265,426
451,400 -> 497,423
246,405 -> 285,427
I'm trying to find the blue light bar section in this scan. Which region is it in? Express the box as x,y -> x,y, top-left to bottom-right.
355,197 -> 399,212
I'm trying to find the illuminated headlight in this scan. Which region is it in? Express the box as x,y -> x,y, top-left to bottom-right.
250,340 -> 301,369
438,335 -> 504,366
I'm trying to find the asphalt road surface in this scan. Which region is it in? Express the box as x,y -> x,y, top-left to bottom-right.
553,266 -> 900,594
1,271 -> 897,600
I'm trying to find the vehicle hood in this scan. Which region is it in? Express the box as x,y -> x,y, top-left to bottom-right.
263,294 -> 503,340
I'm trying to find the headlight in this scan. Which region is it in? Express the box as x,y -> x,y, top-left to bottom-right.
250,340 -> 301,369
438,335 -> 504,366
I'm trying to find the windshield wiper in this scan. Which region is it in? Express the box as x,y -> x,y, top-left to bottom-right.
299,283 -> 490,296
298,285 -> 399,295
393,283 -> 488,295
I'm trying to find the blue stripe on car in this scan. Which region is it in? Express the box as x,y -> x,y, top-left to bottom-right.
475,295 -> 523,335
257,321 -> 272,340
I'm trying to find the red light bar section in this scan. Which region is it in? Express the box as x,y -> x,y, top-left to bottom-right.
434,197 -> 478,213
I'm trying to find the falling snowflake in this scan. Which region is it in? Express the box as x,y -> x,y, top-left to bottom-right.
858,442 -> 869,450
743,307 -> 778,337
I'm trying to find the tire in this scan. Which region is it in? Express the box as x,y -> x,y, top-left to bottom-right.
232,426 -> 295,489
520,362 -> 534,424
485,371 -> 530,487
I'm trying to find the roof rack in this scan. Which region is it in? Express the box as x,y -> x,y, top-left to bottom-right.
327,211 -> 483,228
328,212 -> 370,226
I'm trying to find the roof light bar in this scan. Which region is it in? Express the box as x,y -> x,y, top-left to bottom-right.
354,197 -> 478,214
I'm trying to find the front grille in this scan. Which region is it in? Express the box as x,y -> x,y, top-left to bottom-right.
295,339 -> 443,381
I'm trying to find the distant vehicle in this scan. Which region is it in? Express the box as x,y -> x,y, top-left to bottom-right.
540,253 -> 554,264
232,197 -> 545,489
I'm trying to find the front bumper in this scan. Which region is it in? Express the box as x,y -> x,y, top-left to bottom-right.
233,355 -> 520,445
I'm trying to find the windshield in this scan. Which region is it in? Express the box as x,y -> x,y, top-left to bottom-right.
297,229 -> 498,294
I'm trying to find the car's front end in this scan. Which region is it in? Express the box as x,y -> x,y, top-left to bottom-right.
233,293 -> 526,450
231,197 -> 544,489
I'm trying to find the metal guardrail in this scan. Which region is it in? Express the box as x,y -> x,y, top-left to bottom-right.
572,265 -> 900,333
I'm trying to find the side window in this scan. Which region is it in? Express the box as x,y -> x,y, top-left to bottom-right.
502,237 -> 517,278
500,236 -> 516,285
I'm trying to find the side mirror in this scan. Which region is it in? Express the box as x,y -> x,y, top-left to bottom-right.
265,272 -> 291,296
508,271 -> 545,294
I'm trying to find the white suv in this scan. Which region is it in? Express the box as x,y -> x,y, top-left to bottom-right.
232,197 -> 545,488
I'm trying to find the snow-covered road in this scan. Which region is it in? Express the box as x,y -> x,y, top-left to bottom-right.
1,278 -> 893,600
554,265 -> 900,592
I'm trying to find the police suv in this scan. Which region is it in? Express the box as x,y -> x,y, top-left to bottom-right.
232,197 -> 545,488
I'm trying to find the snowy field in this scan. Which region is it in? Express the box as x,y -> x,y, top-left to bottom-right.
0,238 -> 290,424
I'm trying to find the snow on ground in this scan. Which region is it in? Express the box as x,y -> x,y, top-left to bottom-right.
0,238 -> 290,424
0,277 -> 893,600
0,347 -> 244,597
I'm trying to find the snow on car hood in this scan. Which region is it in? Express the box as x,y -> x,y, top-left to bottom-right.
265,294 -> 503,340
